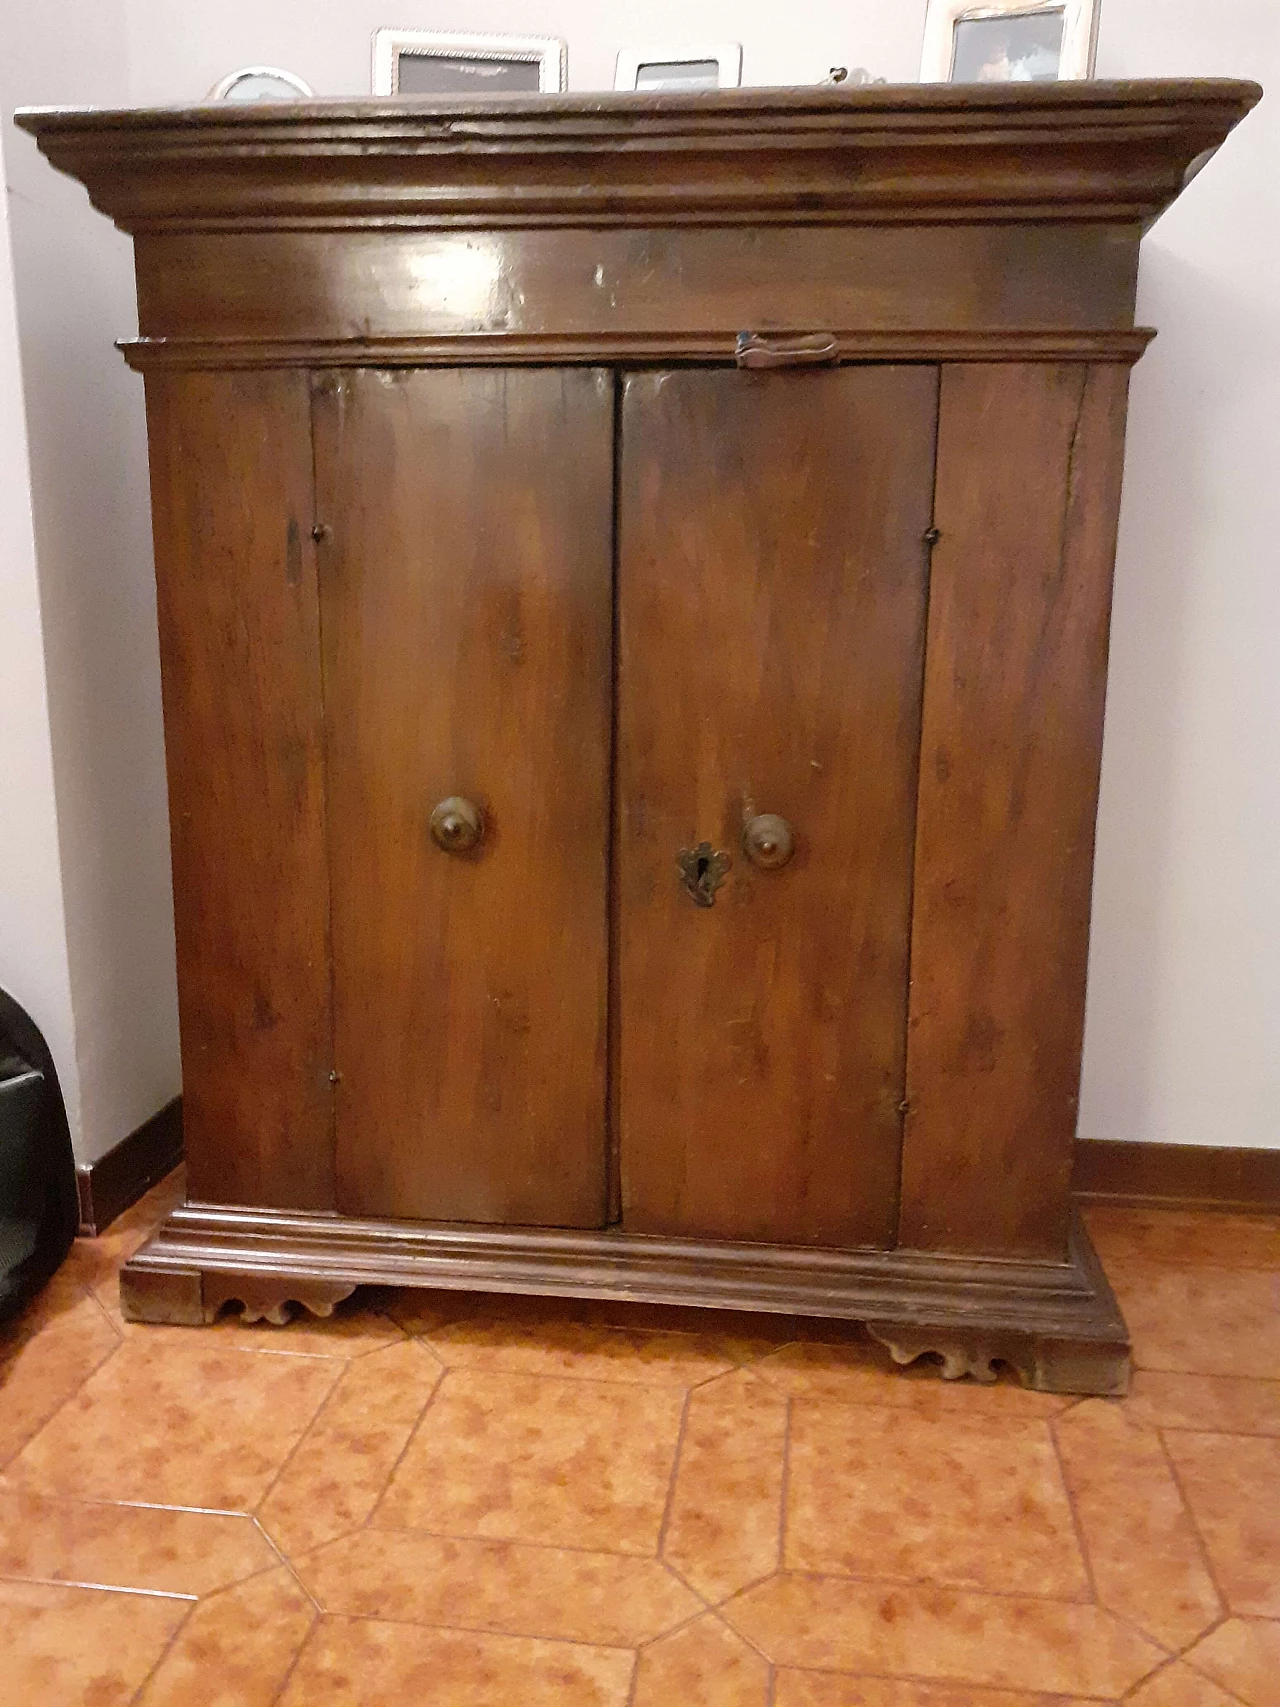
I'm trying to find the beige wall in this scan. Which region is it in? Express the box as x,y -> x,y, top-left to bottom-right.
0,127 -> 80,1139
1,1 -> 180,1163
118,1 -> 928,100
2,0 -> 1275,1155
1078,0 -> 1280,1151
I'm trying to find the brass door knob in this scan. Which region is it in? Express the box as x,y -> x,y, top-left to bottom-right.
742,812 -> 794,870
430,796 -> 483,853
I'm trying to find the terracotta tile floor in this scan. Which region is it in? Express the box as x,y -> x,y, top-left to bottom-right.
1,1172 -> 1277,1705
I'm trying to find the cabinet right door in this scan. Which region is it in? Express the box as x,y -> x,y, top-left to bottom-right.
616,365 -> 938,1248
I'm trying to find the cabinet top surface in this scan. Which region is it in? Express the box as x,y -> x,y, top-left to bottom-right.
15,80 -> 1259,233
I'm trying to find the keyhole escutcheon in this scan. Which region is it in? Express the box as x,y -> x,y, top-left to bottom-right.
676,841 -> 732,907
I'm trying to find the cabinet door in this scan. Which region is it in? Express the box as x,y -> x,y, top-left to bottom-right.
314,367 -> 613,1226
617,366 -> 937,1248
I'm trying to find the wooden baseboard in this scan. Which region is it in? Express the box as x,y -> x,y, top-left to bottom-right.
1073,1138 -> 1280,1213
72,1117 -> 1274,1232
76,1097 -> 184,1236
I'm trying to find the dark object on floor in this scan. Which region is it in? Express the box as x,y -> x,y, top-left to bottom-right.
0,986 -> 78,1323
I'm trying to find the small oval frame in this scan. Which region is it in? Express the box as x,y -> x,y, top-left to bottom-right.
207,66 -> 315,102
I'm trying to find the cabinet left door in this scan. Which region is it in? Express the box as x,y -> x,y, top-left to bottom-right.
145,370 -> 335,1210
313,367 -> 614,1226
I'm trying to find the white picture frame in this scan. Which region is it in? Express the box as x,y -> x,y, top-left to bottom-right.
920,0 -> 1100,84
613,44 -> 743,93
372,29 -> 567,96
208,66 -> 315,102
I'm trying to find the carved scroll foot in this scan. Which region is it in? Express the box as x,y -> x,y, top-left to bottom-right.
869,1325 -> 1005,1384
201,1272 -> 357,1325
867,1322 -> 1130,1396
119,1259 -> 356,1327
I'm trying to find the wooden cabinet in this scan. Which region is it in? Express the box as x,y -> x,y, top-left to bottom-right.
19,80 -> 1258,1393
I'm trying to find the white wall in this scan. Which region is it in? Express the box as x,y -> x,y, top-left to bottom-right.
0,129 -> 80,1141
3,0 -> 1275,1154
1079,0 -> 1280,1149
1,0 -> 181,1163
119,1 -> 928,101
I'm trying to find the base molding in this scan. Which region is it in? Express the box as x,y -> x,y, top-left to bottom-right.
120,1202 -> 1130,1396
1072,1137 -> 1280,1212
76,1097 -> 184,1236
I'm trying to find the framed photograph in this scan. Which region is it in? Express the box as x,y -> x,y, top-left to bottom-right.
920,0 -> 1100,83
613,44 -> 743,93
372,29 -> 567,96
208,66 -> 314,103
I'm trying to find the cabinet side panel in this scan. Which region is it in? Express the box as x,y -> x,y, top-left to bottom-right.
143,370 -> 334,1208
901,362 -> 1130,1258
618,365 -> 937,1248
316,367 -> 612,1227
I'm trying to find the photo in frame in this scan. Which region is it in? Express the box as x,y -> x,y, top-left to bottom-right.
613,44 -> 743,92
372,29 -> 567,96
920,0 -> 1100,83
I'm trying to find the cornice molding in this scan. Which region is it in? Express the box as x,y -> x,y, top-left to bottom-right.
15,81 -> 1259,234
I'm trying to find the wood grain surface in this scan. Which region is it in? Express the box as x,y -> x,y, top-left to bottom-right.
127,224 -> 1143,349
144,370 -> 334,1209
616,366 -> 937,1247
313,367 -> 613,1226
900,363 -> 1131,1259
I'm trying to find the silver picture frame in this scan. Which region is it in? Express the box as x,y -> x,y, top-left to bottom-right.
372,29 -> 567,97
613,44 -> 743,93
920,0 -> 1100,83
